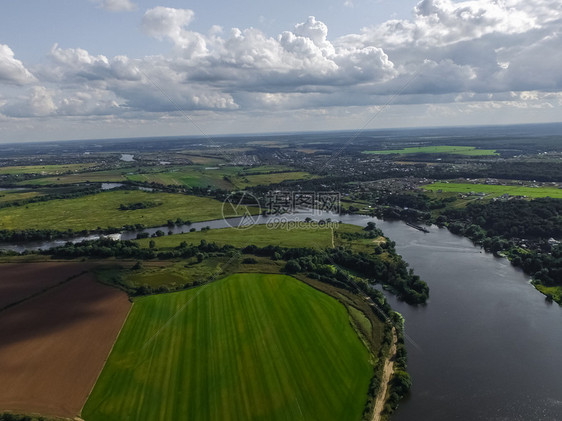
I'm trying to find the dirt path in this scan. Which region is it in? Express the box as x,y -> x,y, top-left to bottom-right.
372,328 -> 397,421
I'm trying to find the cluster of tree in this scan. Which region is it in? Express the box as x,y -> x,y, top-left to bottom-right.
441,199 -> 562,287
377,192 -> 456,212
336,222 -> 385,241
361,311 -> 410,420
127,179 -> 230,200
382,315 -> 411,417
0,185 -> 101,209
443,198 -> 562,239
381,207 -> 431,223
0,171 -> 73,185
166,218 -> 192,227
472,161 -> 562,182
446,223 -> 562,287
336,231 -> 381,243
118,201 -> 161,211
44,237 -> 235,262
511,246 -> 562,287
122,223 -> 148,232
242,242 -> 429,304
361,321 -> 393,420
380,193 -> 432,211
0,228 -> 89,243
327,248 -> 428,304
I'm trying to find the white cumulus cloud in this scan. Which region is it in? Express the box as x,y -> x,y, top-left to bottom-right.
1,0 -> 561,132
2,86 -> 57,117
93,0 -> 136,12
0,44 -> 36,85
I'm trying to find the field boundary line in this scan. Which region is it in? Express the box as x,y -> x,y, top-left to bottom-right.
79,300 -> 134,417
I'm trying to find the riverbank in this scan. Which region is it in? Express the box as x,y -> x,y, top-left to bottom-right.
372,328 -> 397,421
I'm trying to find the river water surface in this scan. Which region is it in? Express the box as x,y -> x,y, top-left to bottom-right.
360,217 -> 562,421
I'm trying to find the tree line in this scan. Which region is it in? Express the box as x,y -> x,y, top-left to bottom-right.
440,198 -> 562,289
242,240 -> 429,304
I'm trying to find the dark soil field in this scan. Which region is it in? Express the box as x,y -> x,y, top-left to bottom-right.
0,262 -> 94,310
0,270 -> 131,418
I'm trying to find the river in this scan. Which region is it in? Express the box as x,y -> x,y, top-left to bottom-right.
366,218 -> 562,421
0,213 -> 560,419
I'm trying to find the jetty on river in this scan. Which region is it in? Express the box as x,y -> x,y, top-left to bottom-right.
405,222 -> 430,233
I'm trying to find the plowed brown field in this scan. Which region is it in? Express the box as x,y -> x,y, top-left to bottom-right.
0,266 -> 131,418
0,262 -> 96,310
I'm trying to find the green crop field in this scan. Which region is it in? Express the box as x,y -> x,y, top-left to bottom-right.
14,164 -> 317,190
136,223 -> 362,249
125,166 -> 234,189
0,190 -> 236,231
82,273 -> 373,421
178,154 -> 226,165
100,256 -> 284,290
362,145 -> 498,156
17,168 -> 131,185
0,163 -> 97,175
0,190 -> 43,204
236,171 -> 318,188
424,182 -> 562,198
127,165 -> 316,190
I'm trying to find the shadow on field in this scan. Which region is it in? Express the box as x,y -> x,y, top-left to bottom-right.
0,273 -> 126,349
0,273 -> 131,418
0,262 -> 96,310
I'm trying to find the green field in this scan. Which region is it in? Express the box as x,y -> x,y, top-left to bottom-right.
17,168 -> 131,185
0,190 -> 43,204
0,163 -> 96,175
236,171 -> 317,188
126,166 -> 234,189
0,190 -> 235,231
127,165 -> 316,190
82,273 -> 373,421
19,165 -> 317,190
533,283 -> 562,304
137,223 -> 362,249
363,145 -> 498,156
106,256 -> 283,290
424,182 -> 562,198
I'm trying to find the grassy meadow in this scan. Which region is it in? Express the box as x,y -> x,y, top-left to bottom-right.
363,145 -> 498,156
136,223 -> 363,249
533,283 -> 562,304
96,256 -> 286,290
16,168 -> 131,185
82,273 -> 373,421
0,190 -> 43,204
0,190 -> 233,231
0,163 -> 97,175
424,182 -> 562,198
16,164 -> 317,190
127,165 -> 316,190
235,171 -> 317,188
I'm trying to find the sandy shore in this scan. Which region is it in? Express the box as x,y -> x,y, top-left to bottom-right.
372,328 -> 397,421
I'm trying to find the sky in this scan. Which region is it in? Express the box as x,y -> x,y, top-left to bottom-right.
0,0 -> 561,143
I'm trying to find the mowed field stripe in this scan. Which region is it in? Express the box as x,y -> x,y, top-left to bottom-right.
83,273 -> 372,421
